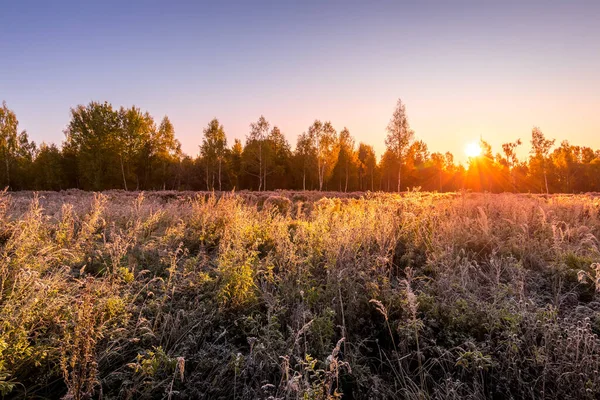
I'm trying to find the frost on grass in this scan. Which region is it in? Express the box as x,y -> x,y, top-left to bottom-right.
1,191 -> 600,399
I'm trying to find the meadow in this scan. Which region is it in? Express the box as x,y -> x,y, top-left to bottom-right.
1,189 -> 600,399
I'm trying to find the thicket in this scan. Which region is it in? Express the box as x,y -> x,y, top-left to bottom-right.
1,190 -> 600,399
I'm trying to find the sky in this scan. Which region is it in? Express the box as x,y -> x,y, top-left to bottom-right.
1,0 -> 599,163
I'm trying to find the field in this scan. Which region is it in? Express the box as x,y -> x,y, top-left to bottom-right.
1,190 -> 600,399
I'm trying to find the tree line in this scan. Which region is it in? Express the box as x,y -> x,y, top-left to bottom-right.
1,99 -> 599,193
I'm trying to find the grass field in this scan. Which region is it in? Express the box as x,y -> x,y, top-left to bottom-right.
1,190 -> 600,399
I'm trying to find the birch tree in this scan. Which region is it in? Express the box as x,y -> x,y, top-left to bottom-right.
245,116 -> 270,191
200,118 -> 227,190
0,101 -> 20,187
385,98 -> 414,192
308,120 -> 338,191
295,132 -> 316,191
530,127 -> 554,194
502,139 -> 522,191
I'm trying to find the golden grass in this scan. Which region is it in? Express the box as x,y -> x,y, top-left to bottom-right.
0,190 -> 599,398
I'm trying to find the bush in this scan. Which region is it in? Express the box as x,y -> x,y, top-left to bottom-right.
262,195 -> 292,214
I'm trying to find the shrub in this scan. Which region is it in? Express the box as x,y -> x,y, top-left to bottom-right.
263,195 -> 292,214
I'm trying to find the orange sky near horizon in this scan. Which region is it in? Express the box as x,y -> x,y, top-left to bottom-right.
158,79 -> 599,165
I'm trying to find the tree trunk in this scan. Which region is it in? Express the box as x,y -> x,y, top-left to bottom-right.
303,168 -> 306,191
5,155 -> 10,188
371,169 -> 374,191
345,162 -> 349,192
120,155 -> 128,191
258,142 -> 263,191
317,159 -> 323,191
358,169 -> 362,191
511,169 -> 517,192
397,165 -> 402,193
163,161 -> 167,190
218,158 -> 222,191
206,160 -> 210,191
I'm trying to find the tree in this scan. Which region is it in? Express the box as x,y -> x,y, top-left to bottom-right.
530,127 -> 555,194
117,106 -> 155,190
443,152 -> 459,191
32,143 -> 64,190
551,140 -> 578,193
332,128 -> 357,192
590,157 -> 600,192
294,132 -> 316,190
228,139 -> 243,190
385,98 -> 414,192
152,116 -> 182,190
406,140 -> 429,188
357,143 -> 377,191
0,101 -> 33,188
467,138 -> 498,192
379,149 -> 397,192
60,141 -> 79,189
200,118 -> 227,190
245,116 -> 270,191
308,120 -> 338,191
502,139 -> 522,191
265,126 -> 292,190
64,101 -> 122,190
178,155 -> 202,190
576,146 -> 597,192
430,152 -> 445,192
13,130 -> 36,189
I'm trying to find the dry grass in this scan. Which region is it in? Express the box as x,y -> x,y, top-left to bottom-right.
1,190 -> 600,399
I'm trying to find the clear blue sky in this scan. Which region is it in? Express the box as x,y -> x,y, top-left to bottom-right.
1,0 -> 599,162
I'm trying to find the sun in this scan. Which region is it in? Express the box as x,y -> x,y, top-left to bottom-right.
465,142 -> 482,158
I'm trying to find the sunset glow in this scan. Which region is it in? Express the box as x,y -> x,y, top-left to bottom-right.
465,142 -> 482,158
